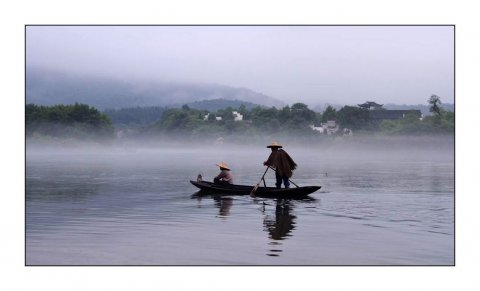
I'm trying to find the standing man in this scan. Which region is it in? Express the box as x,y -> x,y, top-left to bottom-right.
263,141 -> 297,189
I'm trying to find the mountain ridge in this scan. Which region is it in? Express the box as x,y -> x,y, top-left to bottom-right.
26,67 -> 285,109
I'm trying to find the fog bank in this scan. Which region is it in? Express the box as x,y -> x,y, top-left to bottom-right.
26,134 -> 454,163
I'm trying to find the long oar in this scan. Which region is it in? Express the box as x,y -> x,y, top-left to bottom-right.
250,166 -> 270,197
267,166 -> 299,188
288,178 -> 300,188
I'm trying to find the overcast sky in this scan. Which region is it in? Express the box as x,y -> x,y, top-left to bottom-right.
26,25 -> 454,105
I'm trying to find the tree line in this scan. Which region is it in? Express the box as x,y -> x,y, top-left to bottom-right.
378,95 -> 454,134
26,103 -> 114,139
26,95 -> 454,141
149,96 -> 454,137
104,106 -> 167,128
149,103 -> 321,138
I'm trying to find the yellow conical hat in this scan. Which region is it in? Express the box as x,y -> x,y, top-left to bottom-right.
215,162 -> 230,170
266,141 -> 283,148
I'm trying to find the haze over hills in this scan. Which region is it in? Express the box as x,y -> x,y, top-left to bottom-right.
26,67 -> 285,109
26,67 -> 454,115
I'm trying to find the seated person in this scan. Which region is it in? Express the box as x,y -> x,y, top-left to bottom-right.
214,162 -> 234,185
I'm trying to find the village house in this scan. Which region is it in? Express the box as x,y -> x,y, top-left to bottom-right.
358,101 -> 384,110
232,111 -> 243,121
310,120 -> 340,135
204,111 -> 243,121
203,113 -> 222,121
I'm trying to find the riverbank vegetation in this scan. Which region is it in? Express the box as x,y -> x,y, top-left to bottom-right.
146,98 -> 454,138
26,96 -> 454,144
26,103 -> 114,140
149,103 -> 320,138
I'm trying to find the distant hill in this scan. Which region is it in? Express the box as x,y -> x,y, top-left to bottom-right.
26,67 -> 285,109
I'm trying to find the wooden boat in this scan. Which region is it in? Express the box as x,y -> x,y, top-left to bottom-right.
190,180 -> 321,198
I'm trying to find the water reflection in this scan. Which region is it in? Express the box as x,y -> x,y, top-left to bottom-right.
192,192 -> 234,218
213,196 -> 233,218
263,200 -> 296,240
263,199 -> 296,257
192,192 -> 320,257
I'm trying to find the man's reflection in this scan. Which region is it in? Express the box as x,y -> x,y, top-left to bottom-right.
192,192 -> 233,218
213,196 -> 233,217
263,199 -> 296,240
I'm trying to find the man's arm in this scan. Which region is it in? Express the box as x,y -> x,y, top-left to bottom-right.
263,152 -> 275,166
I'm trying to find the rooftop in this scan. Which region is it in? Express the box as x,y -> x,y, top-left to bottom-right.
358,101 -> 384,109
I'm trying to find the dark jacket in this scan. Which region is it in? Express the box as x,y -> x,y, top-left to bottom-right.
264,149 -> 297,178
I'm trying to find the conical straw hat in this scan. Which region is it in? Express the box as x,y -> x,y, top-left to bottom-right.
266,141 -> 283,148
216,162 -> 230,170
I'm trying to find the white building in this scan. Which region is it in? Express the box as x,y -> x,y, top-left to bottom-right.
310,120 -> 339,134
205,111 -> 242,121
232,111 -> 243,121
309,124 -> 325,133
323,120 -> 339,135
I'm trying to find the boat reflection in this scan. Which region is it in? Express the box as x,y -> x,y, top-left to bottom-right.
192,191 -> 318,257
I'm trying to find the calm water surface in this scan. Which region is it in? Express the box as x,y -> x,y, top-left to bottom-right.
26,142 -> 454,265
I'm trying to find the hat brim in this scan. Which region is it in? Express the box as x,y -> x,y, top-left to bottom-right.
216,164 -> 230,170
267,145 -> 282,148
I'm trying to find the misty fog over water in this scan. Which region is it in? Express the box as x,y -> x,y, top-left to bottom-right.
26,135 -> 454,265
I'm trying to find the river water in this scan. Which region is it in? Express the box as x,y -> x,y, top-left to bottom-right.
26,138 -> 454,265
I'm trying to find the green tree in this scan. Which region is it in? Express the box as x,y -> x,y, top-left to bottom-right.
278,105 -> 291,123
251,107 -> 280,132
380,110 -> 453,135
104,106 -> 166,126
429,94 -> 442,116
26,103 -> 114,139
336,106 -> 371,130
290,103 -> 316,123
321,105 -> 337,122
218,107 -> 235,121
238,104 -> 247,116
